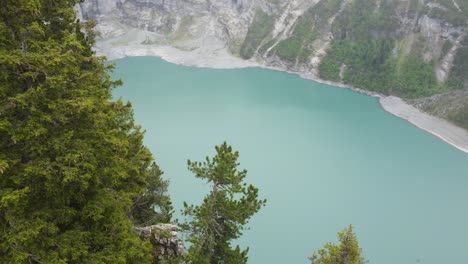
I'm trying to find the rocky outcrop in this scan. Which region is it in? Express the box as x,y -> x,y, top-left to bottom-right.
437,32 -> 466,83
77,0 -> 259,51
77,0 -> 467,76
134,224 -> 184,261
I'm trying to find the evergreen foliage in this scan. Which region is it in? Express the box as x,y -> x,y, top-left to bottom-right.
240,10 -> 274,60
181,143 -> 266,264
274,0 -> 343,63
310,225 -> 365,264
319,37 -> 445,98
449,104 -> 468,130
319,0 -> 447,98
130,164 -> 173,227
0,0 -> 171,262
426,0 -> 467,26
448,37 -> 468,91
331,0 -> 398,41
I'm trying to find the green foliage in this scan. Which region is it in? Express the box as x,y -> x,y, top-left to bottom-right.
448,37 -> 468,90
391,54 -> 439,97
181,143 -> 266,264
428,8 -> 466,27
332,0 -> 398,41
441,40 -> 453,58
310,225 -> 365,264
318,0 -> 453,99
130,163 -> 173,226
274,0 -> 342,63
320,39 -> 394,89
313,0 -> 344,23
408,0 -> 423,16
456,0 -> 468,17
426,0 -> 467,26
274,13 -> 316,63
0,0 -> 171,263
408,0 -> 467,26
449,104 -> 468,129
320,38 -> 442,98
240,10 -> 274,59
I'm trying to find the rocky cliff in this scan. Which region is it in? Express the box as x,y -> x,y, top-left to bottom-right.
77,0 -> 468,129
134,224 -> 184,261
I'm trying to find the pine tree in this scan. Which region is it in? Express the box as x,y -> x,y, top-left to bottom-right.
130,163 -> 173,226
181,142 -> 266,264
0,1 -> 171,262
310,225 -> 366,264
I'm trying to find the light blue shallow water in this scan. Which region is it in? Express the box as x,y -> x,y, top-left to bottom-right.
112,56 -> 468,264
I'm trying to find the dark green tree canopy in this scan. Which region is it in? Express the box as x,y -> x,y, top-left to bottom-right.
310,225 -> 366,264
0,0 -> 171,263
182,142 -> 266,264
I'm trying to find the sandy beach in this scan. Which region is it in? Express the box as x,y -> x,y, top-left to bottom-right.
96,35 -> 468,154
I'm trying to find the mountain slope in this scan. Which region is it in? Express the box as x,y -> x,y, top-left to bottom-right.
78,0 -> 468,129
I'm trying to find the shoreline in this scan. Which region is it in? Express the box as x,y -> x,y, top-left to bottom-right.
97,41 -> 468,154
380,96 -> 468,154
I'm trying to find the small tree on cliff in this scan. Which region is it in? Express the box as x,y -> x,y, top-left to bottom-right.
310,225 -> 366,264
182,142 -> 266,264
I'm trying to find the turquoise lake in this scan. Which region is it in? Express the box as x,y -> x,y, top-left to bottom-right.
112,56 -> 468,264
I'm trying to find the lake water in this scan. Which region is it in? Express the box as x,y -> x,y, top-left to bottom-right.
112,56 -> 468,264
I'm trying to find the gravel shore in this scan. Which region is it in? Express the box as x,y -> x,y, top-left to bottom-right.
380,96 -> 468,153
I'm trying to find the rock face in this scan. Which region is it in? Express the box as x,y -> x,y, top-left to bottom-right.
77,0 -> 468,127
78,0 -> 466,71
77,0 -> 259,51
134,224 -> 184,261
